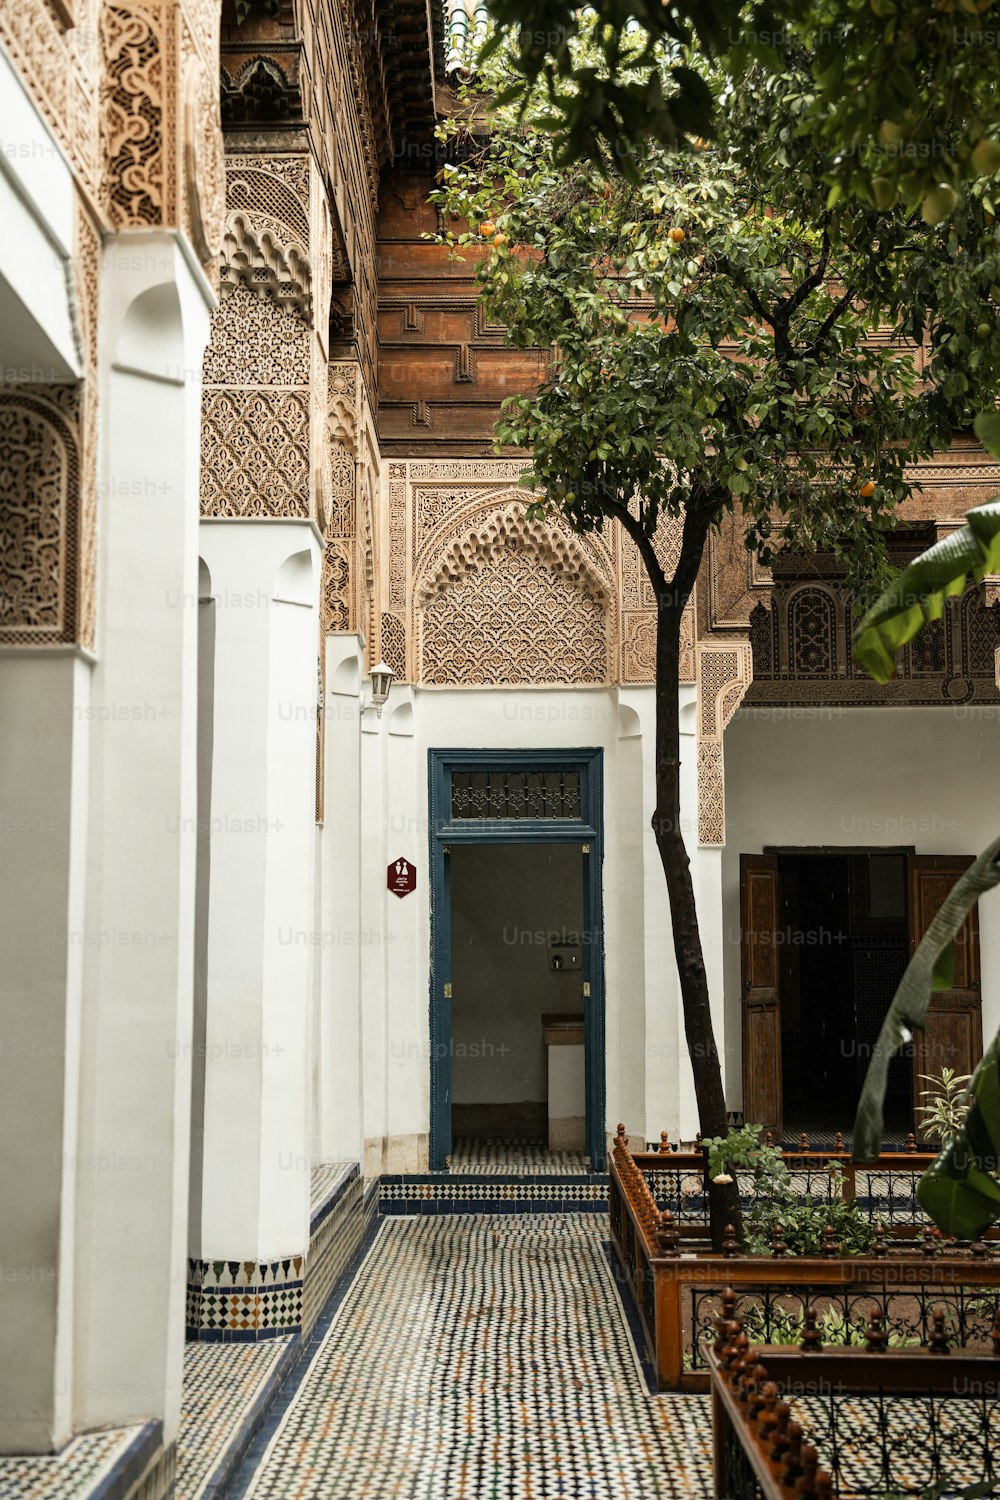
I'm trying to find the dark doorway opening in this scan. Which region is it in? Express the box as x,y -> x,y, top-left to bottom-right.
776,851 -> 911,1136
449,843 -> 586,1145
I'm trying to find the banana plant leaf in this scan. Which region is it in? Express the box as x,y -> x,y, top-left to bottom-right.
851,837 -> 1000,1164
917,1028 -> 1000,1240
852,497 -> 1000,684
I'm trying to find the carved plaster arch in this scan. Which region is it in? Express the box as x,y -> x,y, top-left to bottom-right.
416,502 -> 611,607
411,486 -> 616,597
414,500 -> 615,686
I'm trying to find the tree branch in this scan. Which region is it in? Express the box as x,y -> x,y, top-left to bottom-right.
604,496 -> 669,601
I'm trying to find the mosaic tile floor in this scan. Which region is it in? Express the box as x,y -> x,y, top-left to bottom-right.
176,1338 -> 295,1500
231,1215 -> 713,1499
448,1138 -> 593,1175
0,1424 -> 153,1500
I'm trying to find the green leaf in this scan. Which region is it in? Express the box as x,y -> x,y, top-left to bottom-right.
852,839 -> 1000,1163
931,941 -> 954,992
917,1027 -> 1000,1238
974,410 -> 1000,460
853,498 -> 1000,684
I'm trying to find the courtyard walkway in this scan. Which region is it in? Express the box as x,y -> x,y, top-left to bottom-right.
227,1216 -> 712,1499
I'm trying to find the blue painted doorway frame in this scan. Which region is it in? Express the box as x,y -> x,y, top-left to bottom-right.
428,747 -> 606,1171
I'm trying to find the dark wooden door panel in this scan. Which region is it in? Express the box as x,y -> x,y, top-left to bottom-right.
741,853 -> 782,1135
908,856 -> 983,1117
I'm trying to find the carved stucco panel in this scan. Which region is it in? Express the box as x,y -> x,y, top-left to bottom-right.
696,641 -> 753,847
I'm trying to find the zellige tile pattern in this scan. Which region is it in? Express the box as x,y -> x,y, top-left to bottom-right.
236,1215 -> 713,1499
0,1425 -> 156,1500
448,1137 -> 592,1175
175,1339 -> 295,1500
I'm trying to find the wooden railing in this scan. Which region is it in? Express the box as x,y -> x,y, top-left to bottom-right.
610,1127 -> 1000,1392
708,1310 -> 1000,1497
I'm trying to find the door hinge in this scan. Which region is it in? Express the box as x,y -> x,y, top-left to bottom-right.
444,982 -> 452,999
582,843 -> 590,854
583,982 -> 591,998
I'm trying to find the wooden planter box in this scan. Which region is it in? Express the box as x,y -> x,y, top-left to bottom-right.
610,1144 -> 1000,1393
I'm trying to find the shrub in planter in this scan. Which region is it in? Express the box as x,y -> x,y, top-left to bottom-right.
703,1124 -> 882,1256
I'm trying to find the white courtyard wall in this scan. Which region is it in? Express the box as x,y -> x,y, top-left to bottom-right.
722,705 -> 1000,1114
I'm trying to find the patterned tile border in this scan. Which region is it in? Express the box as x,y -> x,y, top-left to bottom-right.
378,1172 -> 610,1215
185,1261 -> 304,1343
0,1422 -> 164,1500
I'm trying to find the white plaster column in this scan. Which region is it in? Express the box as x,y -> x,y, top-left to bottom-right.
194,520 -> 321,1275
0,50 -> 86,1453
611,695 -> 648,1147
359,697 -> 387,1177
72,232 -> 213,1443
0,654 -> 90,1453
315,636 -> 365,1165
384,694 -> 423,1171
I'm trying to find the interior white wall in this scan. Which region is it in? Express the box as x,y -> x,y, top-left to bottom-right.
346,684 -> 707,1167
722,705 -> 1000,1114
450,843 -> 585,1108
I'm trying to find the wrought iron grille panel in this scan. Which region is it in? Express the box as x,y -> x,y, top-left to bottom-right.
722,1415 -> 766,1499
789,1390 -> 1000,1495
688,1285 -> 1000,1374
450,769 -> 582,820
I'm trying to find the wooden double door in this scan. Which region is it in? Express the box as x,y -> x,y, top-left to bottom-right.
741,851 -> 982,1137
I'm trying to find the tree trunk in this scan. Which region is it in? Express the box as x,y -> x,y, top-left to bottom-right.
652,507 -> 743,1250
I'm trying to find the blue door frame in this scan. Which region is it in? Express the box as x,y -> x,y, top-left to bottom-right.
428,748 -> 606,1170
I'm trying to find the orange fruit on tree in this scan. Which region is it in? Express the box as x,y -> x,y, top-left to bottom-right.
668,226 -> 685,244
492,233 -> 509,248
480,219 -> 496,238
858,479 -> 876,498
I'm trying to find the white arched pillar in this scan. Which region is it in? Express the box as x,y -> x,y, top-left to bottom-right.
189,519 -> 321,1335
72,231 -> 214,1444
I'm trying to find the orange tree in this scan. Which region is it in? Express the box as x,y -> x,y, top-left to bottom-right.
433,30 -> 1000,1244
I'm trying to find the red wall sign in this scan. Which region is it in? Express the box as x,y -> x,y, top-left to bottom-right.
388,857 -> 417,898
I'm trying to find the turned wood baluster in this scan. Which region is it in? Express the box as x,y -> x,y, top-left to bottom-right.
970,1236 -> 990,1259
991,1310 -> 1000,1356
905,1132 -> 917,1153
730,1330 -> 750,1393
928,1305 -> 951,1354
656,1208 -> 679,1256
820,1223 -> 839,1258
722,1223 -> 741,1258
872,1224 -> 887,1259
747,1363 -> 768,1421
757,1383 -> 780,1449
770,1221 -> 788,1258
769,1401 -> 792,1466
799,1304 -> 823,1352
799,1131 -> 810,1153
864,1306 -> 889,1351
713,1289 -> 739,1356
834,1131 -> 845,1153
764,1130 -> 774,1148
922,1226 -> 940,1258
795,1443 -> 820,1498
782,1421 -> 805,1486
659,1130 -> 670,1154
